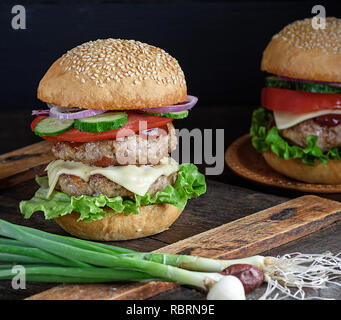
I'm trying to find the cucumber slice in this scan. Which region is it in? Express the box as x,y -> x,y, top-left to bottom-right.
145,110 -> 189,119
74,112 -> 128,133
265,76 -> 341,94
34,117 -> 74,136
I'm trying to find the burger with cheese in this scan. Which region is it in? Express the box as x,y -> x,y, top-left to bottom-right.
20,39 -> 206,240
250,17 -> 341,184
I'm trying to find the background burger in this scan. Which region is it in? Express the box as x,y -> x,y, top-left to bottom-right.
250,17 -> 341,184
20,38 -> 206,241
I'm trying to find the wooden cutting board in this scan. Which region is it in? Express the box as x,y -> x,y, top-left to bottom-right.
0,142 -> 341,300
0,141 -> 52,190
26,195 -> 341,300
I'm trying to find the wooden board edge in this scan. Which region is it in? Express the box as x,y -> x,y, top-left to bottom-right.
0,141 -> 53,185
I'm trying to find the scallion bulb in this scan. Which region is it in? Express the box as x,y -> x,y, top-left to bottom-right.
207,276 -> 246,300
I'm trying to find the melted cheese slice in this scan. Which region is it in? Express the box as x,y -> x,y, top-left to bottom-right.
45,157 -> 179,198
274,109 -> 341,130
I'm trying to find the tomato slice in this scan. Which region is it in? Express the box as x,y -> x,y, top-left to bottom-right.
31,112 -> 173,142
261,87 -> 341,114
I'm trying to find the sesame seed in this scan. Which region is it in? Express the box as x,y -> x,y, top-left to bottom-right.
276,17 -> 341,55
58,38 -> 185,87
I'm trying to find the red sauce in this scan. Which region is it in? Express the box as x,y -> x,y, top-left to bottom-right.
314,114 -> 341,127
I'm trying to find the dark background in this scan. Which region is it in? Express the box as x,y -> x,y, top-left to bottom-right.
0,0 -> 340,183
1,0 -> 340,111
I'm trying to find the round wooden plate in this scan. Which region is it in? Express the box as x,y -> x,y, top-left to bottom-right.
225,134 -> 341,193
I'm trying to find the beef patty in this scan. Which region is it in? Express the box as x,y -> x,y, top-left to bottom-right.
57,172 -> 178,198
280,119 -> 341,152
52,123 -> 177,166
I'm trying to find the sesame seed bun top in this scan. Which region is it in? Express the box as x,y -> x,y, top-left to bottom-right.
261,17 -> 341,82
37,39 -> 187,110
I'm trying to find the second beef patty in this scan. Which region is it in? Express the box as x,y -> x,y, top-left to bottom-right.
57,172 -> 178,199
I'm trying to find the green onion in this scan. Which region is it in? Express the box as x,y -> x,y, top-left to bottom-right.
19,224 -> 130,255
0,244 -> 89,267
0,265 -> 157,282
2,221 -> 266,272
0,253 -> 47,264
125,252 -> 267,272
0,238 -> 32,247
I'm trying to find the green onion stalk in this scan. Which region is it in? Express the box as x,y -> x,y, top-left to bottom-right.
0,264 -> 157,283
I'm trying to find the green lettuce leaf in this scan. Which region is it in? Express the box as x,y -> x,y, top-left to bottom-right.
19,163 -> 206,222
250,107 -> 341,165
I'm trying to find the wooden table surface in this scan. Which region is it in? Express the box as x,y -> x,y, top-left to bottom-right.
0,107 -> 340,300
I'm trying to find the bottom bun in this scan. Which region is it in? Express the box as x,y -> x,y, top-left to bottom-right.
263,151 -> 341,184
54,203 -> 183,241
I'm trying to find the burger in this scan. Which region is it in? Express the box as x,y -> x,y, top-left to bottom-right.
20,39 -> 206,240
250,17 -> 341,184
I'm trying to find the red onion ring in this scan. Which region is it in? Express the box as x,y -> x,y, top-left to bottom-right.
277,76 -> 341,88
45,95 -> 198,119
49,105 -> 106,119
139,95 -> 198,113
32,109 -> 50,116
